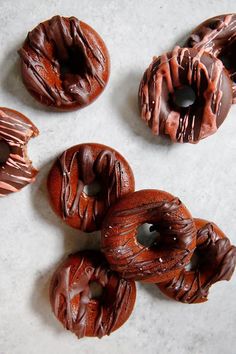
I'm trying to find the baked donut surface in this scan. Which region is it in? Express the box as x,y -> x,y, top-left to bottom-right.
50,250 -> 136,339
101,189 -> 196,282
18,15 -> 110,110
186,14 -> 236,103
0,107 -> 38,196
138,46 -> 232,143
158,218 -> 236,303
47,143 -> 135,232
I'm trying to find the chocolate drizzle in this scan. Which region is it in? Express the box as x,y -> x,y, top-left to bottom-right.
102,191 -> 196,281
18,16 -> 108,108
50,252 -> 135,339
59,145 -> 123,231
139,46 -> 232,143
186,14 -> 236,102
0,108 -> 38,196
159,221 -> 236,303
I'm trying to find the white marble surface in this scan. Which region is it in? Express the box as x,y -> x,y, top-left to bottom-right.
0,1 -> 236,353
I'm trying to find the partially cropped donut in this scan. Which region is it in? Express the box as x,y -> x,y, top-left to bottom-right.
18,15 -> 110,110
101,189 -> 196,282
186,14 -> 236,103
47,143 -> 135,232
0,107 -> 38,196
138,46 -> 232,143
158,218 -> 236,303
50,251 -> 136,339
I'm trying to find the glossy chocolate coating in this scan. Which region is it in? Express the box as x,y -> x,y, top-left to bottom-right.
50,251 -> 136,339
0,107 -> 38,196
139,46 -> 232,143
47,143 -> 135,232
101,189 -> 196,282
158,218 -> 236,303
186,14 -> 236,103
18,15 -> 110,110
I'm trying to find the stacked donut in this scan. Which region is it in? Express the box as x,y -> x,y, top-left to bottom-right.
47,142 -> 236,340
139,14 -> 236,144
101,191 -> 236,303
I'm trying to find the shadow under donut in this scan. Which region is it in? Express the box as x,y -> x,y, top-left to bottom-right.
140,282 -> 172,302
31,264 -> 63,334
172,32 -> 191,49
111,70 -> 176,147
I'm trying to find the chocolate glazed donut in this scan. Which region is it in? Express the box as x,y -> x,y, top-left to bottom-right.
186,14 -> 236,103
138,46 -> 232,143
0,107 -> 38,196
47,143 -> 135,232
158,218 -> 236,303
18,15 -> 110,110
50,251 -> 136,339
101,190 -> 196,282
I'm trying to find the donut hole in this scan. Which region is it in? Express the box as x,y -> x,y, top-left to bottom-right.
218,42 -> 236,82
136,223 -> 161,248
0,140 -> 11,164
59,46 -> 88,78
219,54 -> 231,70
83,181 -> 101,197
185,252 -> 199,271
187,34 -> 201,47
208,20 -> 221,30
172,86 -> 196,108
89,281 -> 104,299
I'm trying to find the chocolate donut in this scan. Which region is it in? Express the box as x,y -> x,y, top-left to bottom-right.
186,14 -> 236,103
138,46 -> 232,143
158,218 -> 236,303
47,143 -> 135,232
18,15 -> 110,110
50,250 -> 136,339
101,189 -> 196,282
0,107 -> 38,196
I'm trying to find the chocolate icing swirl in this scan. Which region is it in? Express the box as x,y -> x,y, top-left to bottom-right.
0,108 -> 38,196
18,16 -> 107,108
102,191 -> 196,281
50,252 -> 135,339
139,46 -> 232,143
59,145 -> 123,231
159,222 -> 236,303
186,14 -> 236,102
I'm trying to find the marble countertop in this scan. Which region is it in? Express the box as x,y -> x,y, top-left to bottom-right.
0,1 -> 236,353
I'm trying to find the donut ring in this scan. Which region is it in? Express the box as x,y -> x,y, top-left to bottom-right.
101,189 -> 196,282
138,46 -> 232,143
158,218 -> 236,303
18,15 -> 110,110
50,250 -> 136,339
0,107 -> 39,196
186,14 -> 236,103
47,143 -> 135,232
